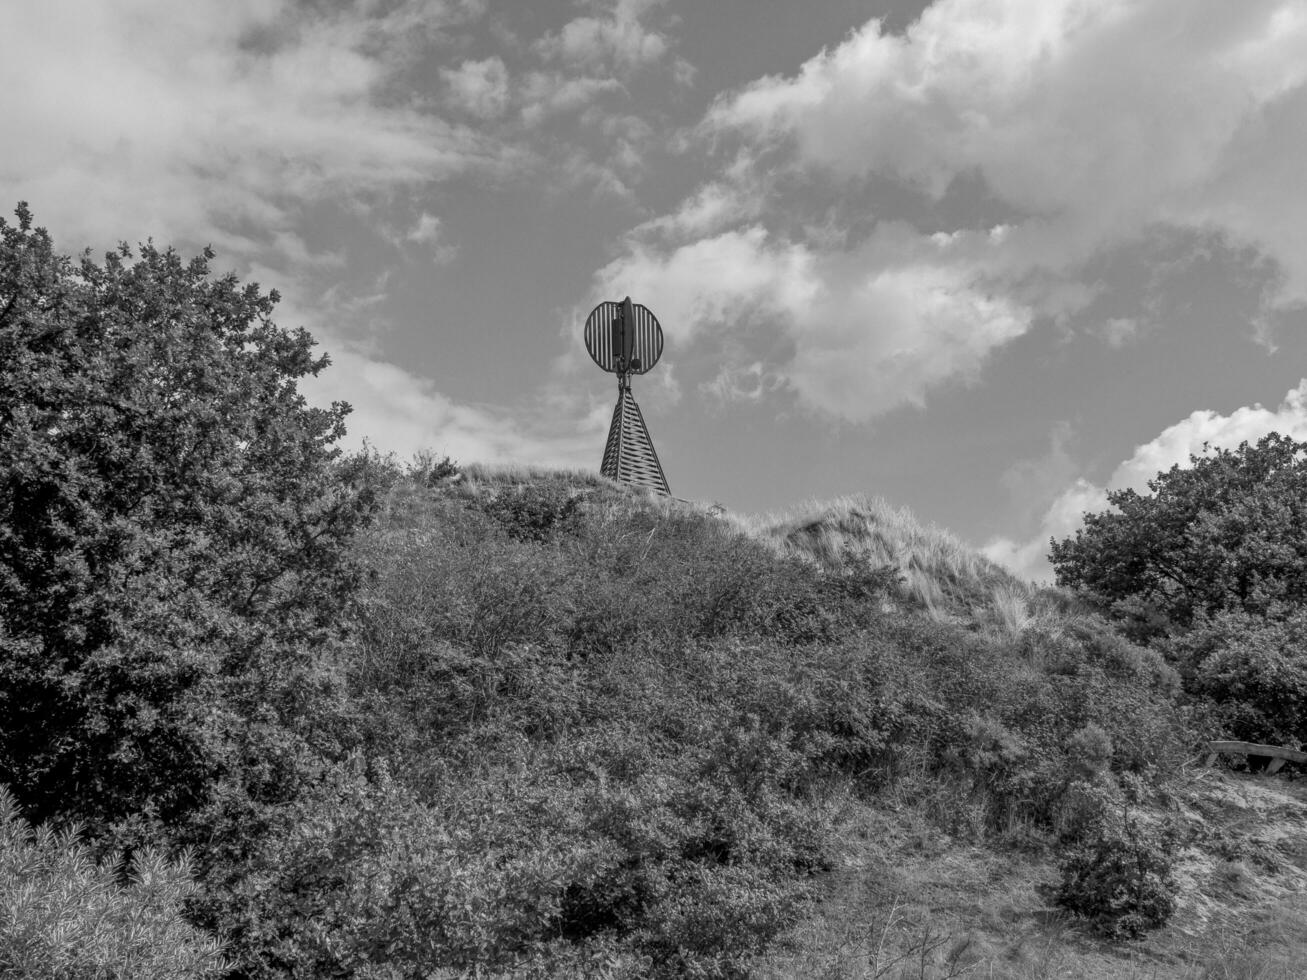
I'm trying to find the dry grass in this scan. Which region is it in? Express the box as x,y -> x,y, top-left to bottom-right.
729,493 -> 1060,628
457,460 -> 609,489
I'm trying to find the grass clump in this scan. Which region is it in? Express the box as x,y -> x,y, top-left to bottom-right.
0,786 -> 227,978
747,494 -> 1027,620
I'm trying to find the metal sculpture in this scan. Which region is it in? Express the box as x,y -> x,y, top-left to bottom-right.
584,296 -> 670,495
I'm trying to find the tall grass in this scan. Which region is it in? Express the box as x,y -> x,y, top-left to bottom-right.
0,787 -> 228,978
734,494 -> 1027,621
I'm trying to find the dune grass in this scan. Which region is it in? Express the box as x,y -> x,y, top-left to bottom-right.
729,493 -> 1086,641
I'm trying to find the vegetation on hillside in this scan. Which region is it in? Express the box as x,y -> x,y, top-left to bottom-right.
1052,435 -> 1307,750
2,206 -> 1303,977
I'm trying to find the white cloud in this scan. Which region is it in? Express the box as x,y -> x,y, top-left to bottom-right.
595,226 -> 814,339
534,0 -> 673,75
0,0 -> 605,474
519,72 -> 625,126
708,0 -> 1307,302
0,0 -> 504,264
982,479 -> 1110,585
632,180 -> 763,242
1099,317 -> 1140,348
785,258 -> 1029,420
406,213 -> 443,246
1000,421 -> 1079,524
700,361 -> 778,405
606,1 -> 1307,426
1104,381 -> 1307,491
301,339 -> 600,468
442,56 -> 511,119
984,380 -> 1307,582
400,212 -> 458,265
594,222 -> 1032,421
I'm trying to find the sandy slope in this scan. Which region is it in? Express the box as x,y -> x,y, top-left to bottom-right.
759,769 -> 1307,980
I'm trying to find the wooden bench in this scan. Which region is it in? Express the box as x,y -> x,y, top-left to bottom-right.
1203,740 -> 1307,774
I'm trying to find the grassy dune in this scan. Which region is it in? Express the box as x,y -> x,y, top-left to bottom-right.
444,472 -> 1307,980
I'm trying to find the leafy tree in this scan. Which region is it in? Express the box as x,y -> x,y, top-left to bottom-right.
1049,433 -> 1307,631
0,203 -> 376,833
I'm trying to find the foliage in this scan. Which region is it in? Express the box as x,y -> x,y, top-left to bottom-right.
407,449 -> 459,486
1056,798 -> 1179,939
320,479 -> 1192,974
1162,607 -> 1307,748
478,483 -> 582,543
1050,433 -> 1307,630
0,785 -> 227,978
203,738 -> 823,979
0,204 -> 379,834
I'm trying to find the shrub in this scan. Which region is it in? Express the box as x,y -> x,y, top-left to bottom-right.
1056,805 -> 1178,939
1066,723 -> 1114,779
0,785 -> 227,978
1164,608 -> 1307,747
480,483 -> 582,542
207,758 -> 601,978
209,742 -> 825,980
408,449 -> 459,485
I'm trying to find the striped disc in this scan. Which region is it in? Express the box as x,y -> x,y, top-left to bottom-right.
584,300 -> 663,375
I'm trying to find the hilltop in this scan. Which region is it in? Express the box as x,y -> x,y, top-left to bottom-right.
353,463 -> 1307,978
453,468 -> 1307,980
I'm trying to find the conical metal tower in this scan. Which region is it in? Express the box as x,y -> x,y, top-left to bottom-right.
583,296 -> 671,495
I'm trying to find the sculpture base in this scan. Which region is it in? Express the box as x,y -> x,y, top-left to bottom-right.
601,387 -> 670,495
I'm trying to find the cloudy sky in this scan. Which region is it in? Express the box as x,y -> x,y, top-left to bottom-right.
4,0 -> 1306,580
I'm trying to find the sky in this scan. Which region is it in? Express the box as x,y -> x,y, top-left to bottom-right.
4,0 -> 1307,581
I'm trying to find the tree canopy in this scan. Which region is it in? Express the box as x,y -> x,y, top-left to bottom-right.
1049,433 -> 1307,630
0,203 -> 375,831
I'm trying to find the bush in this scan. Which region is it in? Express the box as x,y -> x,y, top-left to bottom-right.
1056,802 -> 1178,939
408,450 -> 459,486
208,743 -> 825,979
860,609 -> 1191,838
480,483 -> 582,542
1164,608 -> 1307,747
0,785 -> 227,978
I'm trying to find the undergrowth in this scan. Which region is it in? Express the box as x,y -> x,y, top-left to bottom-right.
0,787 -> 228,978
5,467 -> 1198,977
201,471 -> 1188,976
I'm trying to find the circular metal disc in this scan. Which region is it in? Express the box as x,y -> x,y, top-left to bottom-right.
584,301 -> 663,374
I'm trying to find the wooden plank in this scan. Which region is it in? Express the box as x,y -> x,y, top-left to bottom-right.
1205,740 -> 1307,764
